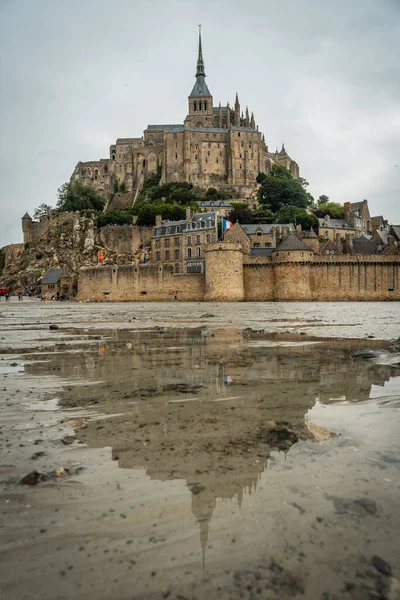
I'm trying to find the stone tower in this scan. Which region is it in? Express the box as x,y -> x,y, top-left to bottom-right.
21,212 -> 32,244
272,233 -> 313,300
204,243 -> 244,301
187,26 -> 214,128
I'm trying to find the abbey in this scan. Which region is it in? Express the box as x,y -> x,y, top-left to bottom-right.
71,28 -> 299,200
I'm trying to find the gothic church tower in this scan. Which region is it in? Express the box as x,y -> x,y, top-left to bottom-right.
186,26 -> 214,128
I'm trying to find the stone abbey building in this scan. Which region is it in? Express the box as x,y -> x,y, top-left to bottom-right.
70,28 -> 299,200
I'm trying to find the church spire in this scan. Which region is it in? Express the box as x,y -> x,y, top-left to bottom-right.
196,25 -> 205,77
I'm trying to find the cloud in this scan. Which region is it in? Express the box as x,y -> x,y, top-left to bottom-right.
0,0 -> 399,247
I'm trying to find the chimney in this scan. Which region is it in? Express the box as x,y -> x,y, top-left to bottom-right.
343,233 -> 354,254
296,224 -> 302,232
282,225 -> 289,238
343,202 -> 350,214
155,215 -> 162,227
324,214 -> 330,221
270,226 -> 277,248
335,232 -> 342,252
186,207 -> 192,221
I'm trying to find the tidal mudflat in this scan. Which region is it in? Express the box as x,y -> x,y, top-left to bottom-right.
1,301 -> 400,600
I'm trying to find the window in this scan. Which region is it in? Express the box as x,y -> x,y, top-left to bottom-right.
173,133 -> 177,139
104,166 -> 108,174
187,261 -> 203,274
175,249 -> 180,259
187,236 -> 192,245
208,143 -> 211,148
196,247 -> 201,257
196,235 -> 200,244
265,242 -> 271,248
206,234 -> 211,243
165,250 -> 170,260
187,247 -> 192,258
94,169 -> 98,179
208,151 -> 210,156
156,251 -> 160,261
175,263 -> 180,273
175,237 -> 179,246
156,239 -> 160,248
238,132 -> 241,137
175,143 -> 178,148
164,238 -> 170,247
194,101 -> 197,111
254,243 -> 260,248
143,159 -> 146,167
249,142 -> 252,148
257,231 -> 262,236
175,153 -> 178,159
199,102 -> 202,111
241,142 -> 244,147
220,151 -> 222,157
195,154 -> 198,160
216,159 -> 219,164
204,101 -> 207,110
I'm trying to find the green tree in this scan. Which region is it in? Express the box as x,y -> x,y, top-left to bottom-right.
33,203 -> 53,219
274,206 -> 319,230
317,194 -> 329,206
257,166 -> 310,212
56,181 -> 105,213
96,209 -> 133,228
136,203 -> 186,226
228,204 -> 253,224
315,202 -> 345,219
206,187 -> 220,198
256,172 -> 267,184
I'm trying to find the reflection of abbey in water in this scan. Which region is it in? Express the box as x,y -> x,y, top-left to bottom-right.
30,328 -> 397,569
26,329 -> 396,404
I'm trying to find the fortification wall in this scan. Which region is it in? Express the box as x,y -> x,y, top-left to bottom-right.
78,264 -> 205,302
243,256 -> 274,300
77,250 -> 400,302
310,255 -> 400,301
98,226 -> 152,257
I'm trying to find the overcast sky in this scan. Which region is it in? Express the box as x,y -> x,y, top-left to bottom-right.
0,0 -> 399,247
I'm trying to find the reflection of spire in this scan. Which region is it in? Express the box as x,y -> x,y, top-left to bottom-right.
190,487 -> 216,575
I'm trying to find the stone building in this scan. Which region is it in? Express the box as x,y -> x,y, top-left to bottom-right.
70,28 -> 299,202
344,200 -> 372,235
151,210 -> 218,274
41,267 -> 73,300
318,215 -> 356,242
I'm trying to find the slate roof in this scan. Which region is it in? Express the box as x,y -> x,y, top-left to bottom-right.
318,218 -> 354,230
351,237 -> 377,255
242,223 -> 294,235
154,212 -> 217,237
146,124 -> 183,131
22,212 -> 32,219
189,76 -> 212,98
390,225 -> 400,241
297,229 -> 318,239
42,267 -> 62,285
196,201 -> 233,207
274,233 -> 309,252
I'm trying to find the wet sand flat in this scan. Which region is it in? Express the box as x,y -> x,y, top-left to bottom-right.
1,302 -> 400,600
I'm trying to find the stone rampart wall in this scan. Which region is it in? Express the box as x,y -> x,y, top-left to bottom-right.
78,264 -> 205,302
78,252 -> 400,302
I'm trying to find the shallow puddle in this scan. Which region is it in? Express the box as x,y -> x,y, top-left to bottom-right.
2,325 -> 400,599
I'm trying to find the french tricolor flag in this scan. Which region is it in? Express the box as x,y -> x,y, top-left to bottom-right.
222,218 -> 233,230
